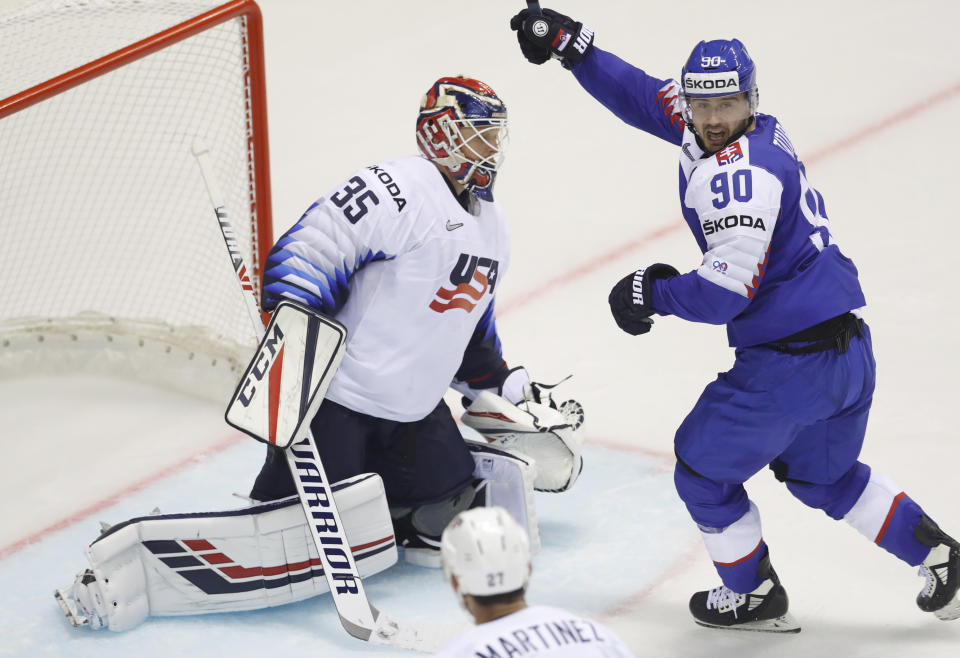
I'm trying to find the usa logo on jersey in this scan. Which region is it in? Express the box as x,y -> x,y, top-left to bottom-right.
430,253 -> 500,313
715,143 -> 743,165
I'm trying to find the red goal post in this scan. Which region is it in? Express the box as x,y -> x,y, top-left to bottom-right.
0,0 -> 273,400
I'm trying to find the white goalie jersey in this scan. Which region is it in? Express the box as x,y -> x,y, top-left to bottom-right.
261,155 -> 511,422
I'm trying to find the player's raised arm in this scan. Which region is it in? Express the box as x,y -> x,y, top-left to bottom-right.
509,7 -> 685,145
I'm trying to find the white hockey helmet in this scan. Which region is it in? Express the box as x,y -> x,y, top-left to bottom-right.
441,506 -> 531,597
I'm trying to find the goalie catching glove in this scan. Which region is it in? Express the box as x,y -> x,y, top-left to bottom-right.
460,380 -> 584,493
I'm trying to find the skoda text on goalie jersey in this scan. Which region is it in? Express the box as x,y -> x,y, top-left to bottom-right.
289,436 -> 362,594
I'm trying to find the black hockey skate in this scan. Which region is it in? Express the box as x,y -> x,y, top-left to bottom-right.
689,551 -> 800,633
915,516 -> 960,621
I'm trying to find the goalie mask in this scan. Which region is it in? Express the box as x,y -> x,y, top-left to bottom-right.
441,506 -> 531,599
416,76 -> 508,202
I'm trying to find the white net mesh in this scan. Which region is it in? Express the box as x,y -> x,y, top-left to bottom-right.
0,0 -> 268,400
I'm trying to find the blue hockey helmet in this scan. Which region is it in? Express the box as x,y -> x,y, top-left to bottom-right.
416,76 -> 508,202
680,39 -> 759,121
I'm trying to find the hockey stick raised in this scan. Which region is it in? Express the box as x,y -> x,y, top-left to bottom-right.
191,141 -> 461,652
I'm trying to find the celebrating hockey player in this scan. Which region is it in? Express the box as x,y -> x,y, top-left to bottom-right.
53,75 -> 585,632
509,9 -> 960,632
434,506 -> 635,657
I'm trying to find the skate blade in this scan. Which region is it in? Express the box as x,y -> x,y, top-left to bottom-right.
53,588 -> 86,628
934,596 -> 960,621
695,612 -> 801,634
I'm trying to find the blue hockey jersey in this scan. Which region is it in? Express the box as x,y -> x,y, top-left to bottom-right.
572,48 -> 865,347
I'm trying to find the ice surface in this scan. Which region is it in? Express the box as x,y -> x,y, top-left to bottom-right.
2,1 -> 959,656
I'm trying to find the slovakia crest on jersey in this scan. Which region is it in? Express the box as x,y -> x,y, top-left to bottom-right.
716,142 -> 744,165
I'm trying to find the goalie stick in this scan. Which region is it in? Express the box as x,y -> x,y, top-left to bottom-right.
192,141 -> 456,651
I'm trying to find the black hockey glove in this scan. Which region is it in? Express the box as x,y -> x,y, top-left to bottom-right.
608,264 -> 680,336
509,8 -> 594,69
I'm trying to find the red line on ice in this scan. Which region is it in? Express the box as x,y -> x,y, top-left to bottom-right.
0,433 -> 244,560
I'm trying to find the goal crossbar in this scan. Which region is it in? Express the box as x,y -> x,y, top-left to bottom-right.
0,0 -> 274,401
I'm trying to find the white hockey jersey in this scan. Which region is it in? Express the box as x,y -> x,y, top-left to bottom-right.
432,605 -> 635,657
261,155 -> 511,422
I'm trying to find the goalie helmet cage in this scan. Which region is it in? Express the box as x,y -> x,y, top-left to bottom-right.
0,0 -> 273,401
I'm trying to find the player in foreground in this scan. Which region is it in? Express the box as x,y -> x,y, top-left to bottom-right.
508,8 -> 960,633
433,506 -> 635,657
53,75 -> 585,632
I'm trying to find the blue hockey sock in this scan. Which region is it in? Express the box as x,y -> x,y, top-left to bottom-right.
874,494 -> 928,566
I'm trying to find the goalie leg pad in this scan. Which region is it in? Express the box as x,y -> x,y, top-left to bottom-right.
392,444 -> 541,568
392,483 -> 482,568
55,472 -> 396,631
468,442 -> 541,554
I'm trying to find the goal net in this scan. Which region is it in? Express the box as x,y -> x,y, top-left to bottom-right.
0,0 -> 272,401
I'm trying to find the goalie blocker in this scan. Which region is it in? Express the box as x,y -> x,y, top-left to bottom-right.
225,300 -> 346,449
